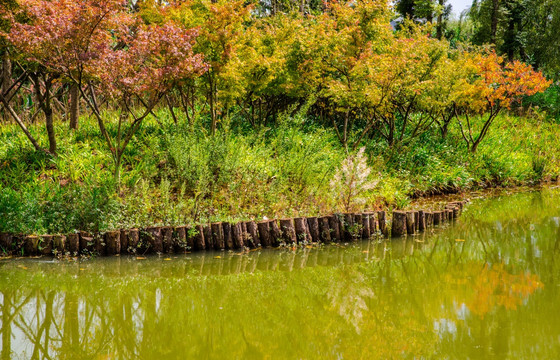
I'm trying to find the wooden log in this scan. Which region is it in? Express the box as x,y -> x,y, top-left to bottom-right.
244,221 -> 257,247
343,213 -> 354,242
414,211 -> 420,232
361,213 -> 371,239
193,225 -> 205,250
294,217 -> 311,244
257,220 -> 272,248
232,222 -> 245,249
423,212 -> 430,227
66,233 -> 80,254
337,214 -> 346,240
161,227 -> 173,253
94,233 -> 106,256
12,234 -> 25,254
306,217 -> 320,243
405,212 -> 416,235
184,227 -> 195,250
128,229 -> 139,253
239,222 -> 248,246
211,222 -> 225,250
24,235 -> 39,256
319,216 -> 332,243
0,233 -> 13,253
203,225 -> 213,249
446,206 -> 459,219
327,215 -> 341,242
53,235 -> 66,254
146,227 -> 163,253
222,223 -> 234,250
448,201 -> 464,212
378,211 -> 387,236
269,220 -> 282,247
425,212 -> 433,227
105,231 -> 121,255
245,221 -> 259,248
279,219 -> 297,245
433,211 -> 442,225
392,211 -> 407,237
353,214 -> 363,240
119,230 -> 129,254
368,212 -> 378,234
40,235 -> 53,255
418,211 -> 426,232
452,207 -> 460,218
446,209 -> 454,220
173,226 -> 187,253
79,232 -> 94,254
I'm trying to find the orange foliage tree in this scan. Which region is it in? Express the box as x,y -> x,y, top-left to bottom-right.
454,52 -> 551,153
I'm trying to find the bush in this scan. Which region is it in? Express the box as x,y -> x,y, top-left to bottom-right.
2,110 -> 560,234
522,84 -> 560,122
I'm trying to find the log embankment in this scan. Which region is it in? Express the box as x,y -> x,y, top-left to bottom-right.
0,201 -> 467,257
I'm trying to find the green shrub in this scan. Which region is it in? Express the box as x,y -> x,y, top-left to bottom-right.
2,109 -> 560,235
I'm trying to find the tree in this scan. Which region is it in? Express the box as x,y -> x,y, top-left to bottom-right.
365,25 -> 449,148
454,51 -> 551,153
395,0 -> 450,29
0,0 -> 16,96
297,0 -> 394,150
469,0 -> 503,45
5,0 -> 127,154
467,0 -> 560,79
6,0 -> 208,183
521,0 -> 560,77
84,21 -> 208,184
168,0 -> 252,134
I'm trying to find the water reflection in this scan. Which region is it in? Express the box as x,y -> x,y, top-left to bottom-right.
2,188 -> 560,359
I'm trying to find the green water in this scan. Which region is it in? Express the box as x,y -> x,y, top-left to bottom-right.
1,188 -> 560,359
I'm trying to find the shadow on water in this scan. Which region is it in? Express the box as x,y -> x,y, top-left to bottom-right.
1,187 -> 560,359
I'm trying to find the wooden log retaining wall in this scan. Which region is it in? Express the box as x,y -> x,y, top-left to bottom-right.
0,201 -> 467,257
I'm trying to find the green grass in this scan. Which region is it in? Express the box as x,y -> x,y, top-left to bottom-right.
1,109 -> 559,235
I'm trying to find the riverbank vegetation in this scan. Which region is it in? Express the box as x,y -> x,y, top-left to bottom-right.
0,0 -> 556,235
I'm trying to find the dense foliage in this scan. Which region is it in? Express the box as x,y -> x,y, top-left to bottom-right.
0,0 -> 555,234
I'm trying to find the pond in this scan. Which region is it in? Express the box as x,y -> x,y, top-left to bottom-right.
0,188 -> 559,359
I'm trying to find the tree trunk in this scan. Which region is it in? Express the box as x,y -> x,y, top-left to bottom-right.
69,83 -> 79,130
441,121 -> 449,138
1,54 -> 11,96
114,152 -> 122,187
436,0 -> 444,40
32,74 -> 57,155
45,107 -> 57,155
491,0 -> 500,44
0,93 -> 48,154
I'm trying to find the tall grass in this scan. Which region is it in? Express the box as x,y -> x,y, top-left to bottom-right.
1,110 -> 559,234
